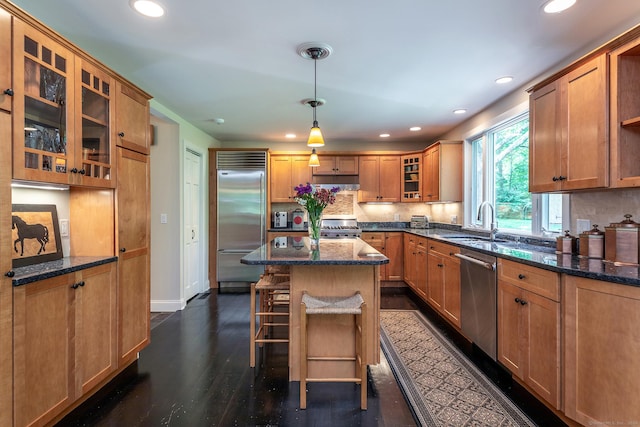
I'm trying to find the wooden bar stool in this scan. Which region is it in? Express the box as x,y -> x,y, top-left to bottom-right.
300,292 -> 367,410
250,270 -> 290,368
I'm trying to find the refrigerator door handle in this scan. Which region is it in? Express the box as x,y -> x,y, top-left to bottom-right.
260,172 -> 266,244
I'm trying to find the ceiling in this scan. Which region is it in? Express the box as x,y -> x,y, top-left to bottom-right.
10,0 -> 640,147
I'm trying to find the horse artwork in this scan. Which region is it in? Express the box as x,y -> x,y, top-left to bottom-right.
11,204 -> 63,268
12,215 -> 49,256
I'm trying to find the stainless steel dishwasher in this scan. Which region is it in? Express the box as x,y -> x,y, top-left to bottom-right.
455,248 -> 498,360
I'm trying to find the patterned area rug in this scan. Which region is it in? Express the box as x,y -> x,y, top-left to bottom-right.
380,310 -> 536,427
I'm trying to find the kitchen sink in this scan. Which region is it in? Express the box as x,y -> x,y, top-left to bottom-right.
444,235 -> 509,243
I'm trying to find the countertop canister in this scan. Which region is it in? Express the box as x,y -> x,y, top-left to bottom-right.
556,230 -> 577,254
579,225 -> 604,259
604,214 -> 640,265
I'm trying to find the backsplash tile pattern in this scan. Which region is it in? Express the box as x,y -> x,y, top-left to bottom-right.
571,188 -> 640,232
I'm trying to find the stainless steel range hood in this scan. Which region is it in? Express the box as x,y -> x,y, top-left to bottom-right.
312,175 -> 360,191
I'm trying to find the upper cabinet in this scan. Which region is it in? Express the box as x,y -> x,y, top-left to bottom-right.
0,8 -> 11,113
422,141 -> 462,203
312,155 -> 358,175
74,57 -> 115,187
610,37 -> 640,188
401,154 -> 422,202
358,155 -> 400,202
529,54 -> 608,192
270,155 -> 312,202
11,18 -> 119,187
12,19 -> 76,185
115,81 -> 150,155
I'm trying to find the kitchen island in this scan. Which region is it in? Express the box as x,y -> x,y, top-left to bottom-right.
241,236 -> 388,381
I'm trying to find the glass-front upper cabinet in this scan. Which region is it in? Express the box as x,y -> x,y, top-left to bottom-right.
74,58 -> 115,187
12,19 -> 75,184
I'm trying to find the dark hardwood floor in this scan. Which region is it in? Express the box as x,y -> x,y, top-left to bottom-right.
59,287 -> 565,427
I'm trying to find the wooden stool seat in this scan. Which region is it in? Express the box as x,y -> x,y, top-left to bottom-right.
300,291 -> 367,410
250,272 -> 291,367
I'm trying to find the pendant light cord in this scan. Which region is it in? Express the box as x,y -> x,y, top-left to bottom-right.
313,56 -> 318,124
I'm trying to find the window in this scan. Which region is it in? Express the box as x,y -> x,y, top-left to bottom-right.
468,113 -> 567,236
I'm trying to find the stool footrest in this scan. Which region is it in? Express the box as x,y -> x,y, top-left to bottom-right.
305,377 -> 363,383
307,356 -> 357,362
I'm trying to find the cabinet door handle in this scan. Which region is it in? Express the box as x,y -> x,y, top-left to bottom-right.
120,247 -> 127,252
79,169 -> 86,175
5,270 -> 14,278
515,297 -> 528,305
118,132 -> 125,137
437,263 -> 443,268
72,282 -> 80,289
70,168 -> 78,174
552,176 -> 559,182
558,176 -> 566,181
518,274 -> 526,280
3,88 -> 13,96
79,281 -> 85,287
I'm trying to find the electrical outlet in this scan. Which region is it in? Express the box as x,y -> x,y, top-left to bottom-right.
160,213 -> 168,224
577,218 -> 591,234
451,215 -> 458,224
393,213 -> 400,221
60,219 -> 69,237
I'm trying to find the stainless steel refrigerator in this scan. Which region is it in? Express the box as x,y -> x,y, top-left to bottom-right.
216,151 -> 266,287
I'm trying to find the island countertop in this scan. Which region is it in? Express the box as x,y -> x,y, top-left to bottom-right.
240,236 -> 389,266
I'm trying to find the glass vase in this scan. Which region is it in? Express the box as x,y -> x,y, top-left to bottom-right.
307,211 -> 321,249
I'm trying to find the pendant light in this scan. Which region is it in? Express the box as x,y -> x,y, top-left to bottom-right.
298,43 -> 332,147
308,148 -> 320,167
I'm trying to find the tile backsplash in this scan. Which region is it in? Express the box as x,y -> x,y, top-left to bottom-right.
571,188 -> 640,232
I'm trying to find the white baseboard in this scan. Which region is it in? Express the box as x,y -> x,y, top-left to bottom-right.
151,299 -> 185,312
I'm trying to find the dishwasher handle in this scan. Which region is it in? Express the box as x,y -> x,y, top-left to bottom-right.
454,253 -> 496,271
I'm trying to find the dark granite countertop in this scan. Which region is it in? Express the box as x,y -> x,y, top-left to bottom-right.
241,236 -> 389,266
403,228 -> 640,287
12,256 -> 118,286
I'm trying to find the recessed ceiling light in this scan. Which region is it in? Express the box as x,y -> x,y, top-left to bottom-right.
453,109 -> 467,115
379,133 -> 390,138
285,133 -> 296,139
542,0 -> 576,14
495,76 -> 513,84
130,0 -> 165,17
409,127 -> 421,132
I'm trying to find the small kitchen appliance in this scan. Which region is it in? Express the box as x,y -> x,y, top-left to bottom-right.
410,215 -> 430,229
291,209 -> 305,230
273,211 -> 287,228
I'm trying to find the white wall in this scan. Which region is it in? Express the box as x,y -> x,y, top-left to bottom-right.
149,100 -> 219,312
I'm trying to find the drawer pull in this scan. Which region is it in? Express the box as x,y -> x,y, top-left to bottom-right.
515,297 -> 528,305
518,274 -> 526,280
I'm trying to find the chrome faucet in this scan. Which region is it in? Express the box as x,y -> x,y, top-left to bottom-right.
477,201 -> 498,241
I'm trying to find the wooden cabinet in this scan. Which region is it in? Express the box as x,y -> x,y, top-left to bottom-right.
270,155 -> 312,202
361,232 -> 403,281
422,141 -> 462,203
0,111 -> 12,427
312,155 -> 358,175
74,57 -> 115,187
529,54 -> 608,192
609,36 -> 640,187
358,155 -> 400,202
563,275 -> 640,425
116,147 -> 150,366
401,154 -> 422,201
0,8 -> 11,113
426,240 -> 461,327
115,81 -> 150,155
497,259 -> 561,409
12,18 -> 76,185
403,234 -> 427,297
13,263 -> 116,427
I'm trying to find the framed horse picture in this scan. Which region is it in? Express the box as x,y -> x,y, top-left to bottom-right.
11,204 -> 63,268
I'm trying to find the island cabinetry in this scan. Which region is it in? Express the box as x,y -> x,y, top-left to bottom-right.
426,240 -> 460,327
116,146 -> 150,366
529,54 -> 608,192
115,81 -> 150,155
0,7 -> 11,113
401,154 -> 421,202
312,155 -> 358,175
357,155 -> 400,202
497,259 -> 561,409
422,141 -> 462,203
403,234 -> 427,297
361,232 -> 403,281
563,275 -> 640,425
609,36 -> 640,187
13,263 -> 117,427
270,155 -> 311,202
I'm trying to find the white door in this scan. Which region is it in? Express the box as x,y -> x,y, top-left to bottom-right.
184,148 -> 202,301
